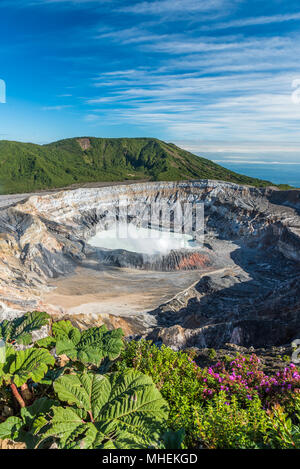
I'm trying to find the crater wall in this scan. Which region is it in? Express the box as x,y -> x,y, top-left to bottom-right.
0,180 -> 299,348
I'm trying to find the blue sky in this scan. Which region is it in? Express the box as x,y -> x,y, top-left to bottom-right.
1,0 -> 300,165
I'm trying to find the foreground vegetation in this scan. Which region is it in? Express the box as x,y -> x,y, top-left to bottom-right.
0,137 -> 280,195
0,312 -> 299,449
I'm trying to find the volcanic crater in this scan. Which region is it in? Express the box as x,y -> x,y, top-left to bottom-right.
0,180 -> 299,349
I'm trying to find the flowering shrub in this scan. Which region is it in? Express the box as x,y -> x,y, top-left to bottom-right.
199,354 -> 300,408
117,340 -> 300,448
194,392 -> 270,449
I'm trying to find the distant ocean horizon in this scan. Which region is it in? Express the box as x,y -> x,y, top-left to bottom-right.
216,162 -> 300,188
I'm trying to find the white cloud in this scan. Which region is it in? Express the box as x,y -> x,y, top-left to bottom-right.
34,0 -> 108,4
84,113 -> 100,122
0,0 -> 111,8
141,33 -> 292,55
201,12 -> 300,31
85,12 -> 300,158
119,0 -> 229,15
213,159 -> 300,164
42,105 -> 72,110
85,65 -> 300,149
87,96 -> 119,104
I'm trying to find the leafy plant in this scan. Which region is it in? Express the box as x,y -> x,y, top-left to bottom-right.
161,428 -> 186,449
4,348 -> 55,387
208,348 -> 217,360
266,400 -> 300,449
0,397 -> 56,448
115,339 -> 204,446
0,311 -> 50,346
42,370 -> 169,449
0,346 -> 55,408
0,317 -> 175,450
195,392 -> 269,449
53,321 -> 124,366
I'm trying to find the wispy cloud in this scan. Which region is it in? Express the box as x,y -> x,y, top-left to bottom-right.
85,64 -> 300,145
201,12 -> 300,30
30,0 -> 109,4
213,159 -> 300,164
83,113 -> 100,122
42,105 -> 72,111
119,0 -> 230,15
0,0 -> 112,8
95,27 -> 168,45
94,23 -> 295,58
141,35 -> 289,55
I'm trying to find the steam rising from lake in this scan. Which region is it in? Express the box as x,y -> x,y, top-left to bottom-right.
88,223 -> 196,255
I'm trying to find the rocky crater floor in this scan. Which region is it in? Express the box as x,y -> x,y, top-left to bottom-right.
0,180 -> 299,350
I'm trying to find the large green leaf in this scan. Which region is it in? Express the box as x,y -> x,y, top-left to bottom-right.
8,348 -> 55,386
52,320 -> 76,340
0,345 -> 17,385
35,335 -> 56,350
98,371 -> 169,447
53,373 -> 110,419
55,323 -> 124,366
162,429 -> 185,449
0,311 -> 50,345
43,407 -> 94,449
0,416 -> 23,440
0,398 -> 55,449
20,397 -> 56,427
46,370 -> 169,449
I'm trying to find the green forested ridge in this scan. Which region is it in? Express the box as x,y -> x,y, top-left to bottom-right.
0,137 -> 278,194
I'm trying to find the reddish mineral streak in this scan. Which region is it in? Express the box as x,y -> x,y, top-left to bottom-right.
178,254 -> 209,270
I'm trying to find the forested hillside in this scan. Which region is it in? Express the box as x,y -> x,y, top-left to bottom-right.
0,137 -> 275,194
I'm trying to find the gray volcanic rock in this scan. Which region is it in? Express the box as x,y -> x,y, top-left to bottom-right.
146,247 -> 300,349
0,180 -> 299,348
